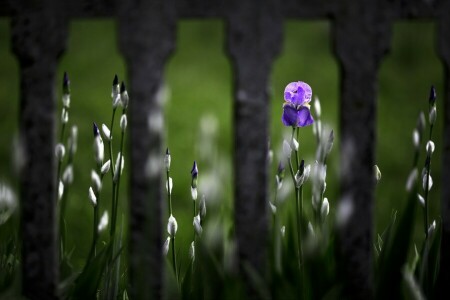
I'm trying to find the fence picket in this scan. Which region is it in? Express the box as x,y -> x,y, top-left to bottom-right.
11,2 -> 68,298
117,0 -> 176,298
332,1 -> 392,297
225,0 -> 282,296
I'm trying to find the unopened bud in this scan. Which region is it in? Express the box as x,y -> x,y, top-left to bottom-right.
58,180 -> 64,201
112,75 -> 121,108
88,186 -> 97,206
98,211 -> 109,232
193,214 -> 202,236
62,165 -> 74,185
308,222 -> 315,237
191,160 -> 198,188
199,195 -> 206,218
120,114 -> 127,132
167,214 -> 178,237
191,187 -> 198,201
429,85 -> 436,106
283,140 -> 292,159
163,236 -> 170,256
102,124 -> 111,141
412,129 -> 420,149
417,194 -> 425,207
422,174 -> 433,191
120,82 -> 129,109
426,140 -> 435,157
91,170 -> 102,193
62,72 -> 70,95
428,220 -> 436,236
61,110 -> 69,124
189,241 -> 195,261
101,160 -> 111,175
429,106 -> 436,125
295,163 -> 311,188
166,177 -> 173,194
269,201 -> 277,214
55,143 -> 65,161
94,136 -> 104,165
374,165 -> 381,182
406,169 -> 418,192
326,130 -> 334,155
321,197 -> 330,219
164,148 -> 171,171
69,125 -> 78,155
113,152 -> 124,183
314,96 -> 321,118
280,226 -> 286,238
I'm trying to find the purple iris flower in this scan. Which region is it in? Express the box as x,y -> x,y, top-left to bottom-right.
282,81 -> 314,127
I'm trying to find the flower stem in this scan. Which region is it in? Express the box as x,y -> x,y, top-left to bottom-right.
166,164 -> 178,281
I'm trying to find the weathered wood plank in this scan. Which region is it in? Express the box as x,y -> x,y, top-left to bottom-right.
225,0 -> 282,297
117,0 -> 176,298
437,3 -> 450,294
331,1 -> 392,298
10,1 -> 68,298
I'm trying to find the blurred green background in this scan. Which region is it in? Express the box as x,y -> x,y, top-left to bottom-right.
0,19 -> 443,270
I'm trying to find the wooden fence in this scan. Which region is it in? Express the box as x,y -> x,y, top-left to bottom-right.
1,0 -> 449,299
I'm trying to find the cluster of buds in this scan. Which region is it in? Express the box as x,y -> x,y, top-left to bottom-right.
295,160 -> 311,188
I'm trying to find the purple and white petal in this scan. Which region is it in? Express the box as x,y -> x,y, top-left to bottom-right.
282,103 -> 298,127
297,106 -> 314,127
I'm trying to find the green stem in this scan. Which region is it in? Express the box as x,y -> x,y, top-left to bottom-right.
171,236 -> 178,282
273,189 -> 281,274
109,108 -> 117,174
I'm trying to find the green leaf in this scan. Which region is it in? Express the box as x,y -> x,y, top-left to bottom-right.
71,243 -> 112,299
375,179 -> 417,299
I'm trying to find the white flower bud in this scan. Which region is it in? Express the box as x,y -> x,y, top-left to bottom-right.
62,165 -> 73,185
295,164 -> 311,188
191,187 -> 198,201
88,186 -> 97,206
189,241 -> 195,261
374,165 -> 381,182
193,214 -> 202,236
113,152 -> 125,183
120,114 -> 127,132
280,226 -> 285,238
58,180 -> 64,201
417,194 -> 425,207
199,195 -> 206,218
69,125 -> 78,155
426,140 -> 435,157
276,175 -> 283,190
406,169 -> 418,192
164,150 -> 171,171
98,211 -> 109,232
55,143 -> 65,161
163,236 -> 170,256
321,197 -> 330,219
314,96 -> 321,118
422,174 -> 433,191
62,94 -> 70,108
413,129 -> 420,149
121,89 -> 129,109
166,177 -> 173,194
91,170 -> 102,193
102,124 -> 111,141
428,220 -> 436,236
292,138 -> 299,151
167,214 -> 178,237
269,201 -> 277,214
283,140 -> 292,159
61,110 -> 69,124
94,136 -> 104,165
101,160 -> 111,175
429,106 -> 436,125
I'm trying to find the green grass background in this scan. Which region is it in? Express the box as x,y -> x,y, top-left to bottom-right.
0,19 -> 443,270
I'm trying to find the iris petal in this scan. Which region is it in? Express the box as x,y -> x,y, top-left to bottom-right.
297,106 -> 314,127
282,104 -> 298,127
284,81 -> 312,106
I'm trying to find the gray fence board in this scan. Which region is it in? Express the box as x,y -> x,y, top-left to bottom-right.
117,0 -> 176,298
10,1 -> 68,298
